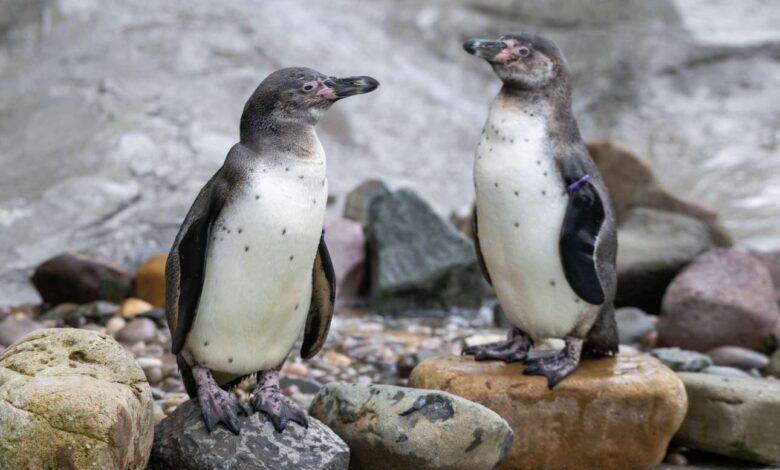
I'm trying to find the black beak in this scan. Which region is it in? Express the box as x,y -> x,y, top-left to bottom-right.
463,39 -> 507,60
323,76 -> 379,99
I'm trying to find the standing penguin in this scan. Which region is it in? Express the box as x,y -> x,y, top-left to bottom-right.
461,33 -> 618,388
165,67 -> 378,434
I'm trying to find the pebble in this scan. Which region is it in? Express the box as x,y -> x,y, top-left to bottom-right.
115,318 -> 157,344
285,361 -> 308,376
701,365 -> 753,378
705,346 -> 769,371
105,316 -> 126,335
119,297 -> 154,318
650,347 -> 713,372
323,350 -> 352,368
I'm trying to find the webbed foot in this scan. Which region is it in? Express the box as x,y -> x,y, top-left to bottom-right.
462,327 -> 532,362
523,336 -> 583,389
193,365 -> 250,435
251,369 -> 308,432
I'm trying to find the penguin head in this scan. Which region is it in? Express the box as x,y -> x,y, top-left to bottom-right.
241,67 -> 379,132
463,32 -> 567,90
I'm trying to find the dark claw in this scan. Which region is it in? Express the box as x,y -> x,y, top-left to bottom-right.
251,389 -> 308,433
462,330 -> 532,363
522,349 -> 580,390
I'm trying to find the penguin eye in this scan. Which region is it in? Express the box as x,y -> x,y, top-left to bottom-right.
302,83 -> 315,92
518,46 -> 530,57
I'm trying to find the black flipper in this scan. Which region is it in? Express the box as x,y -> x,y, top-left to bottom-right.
168,174 -> 226,355
559,177 -> 606,305
472,206 -> 492,286
301,233 -> 335,359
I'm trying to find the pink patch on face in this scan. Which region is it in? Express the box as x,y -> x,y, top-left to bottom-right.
494,39 -> 519,63
315,79 -> 337,99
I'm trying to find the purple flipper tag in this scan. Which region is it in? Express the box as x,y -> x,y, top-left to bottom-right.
567,174 -> 590,191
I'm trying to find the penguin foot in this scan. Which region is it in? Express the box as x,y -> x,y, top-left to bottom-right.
192,365 -> 250,435
462,327 -> 532,362
251,370 -> 308,433
523,336 -> 583,389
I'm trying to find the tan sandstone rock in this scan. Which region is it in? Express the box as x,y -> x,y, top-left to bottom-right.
0,328 -> 154,469
134,253 -> 167,308
408,354 -> 687,470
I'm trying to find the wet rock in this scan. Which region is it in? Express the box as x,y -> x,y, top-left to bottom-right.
676,373 -> 780,465
0,314 -> 44,347
658,249 -> 780,352
614,307 -> 656,345
134,254 -> 167,307
366,188 -> 489,315
706,346 -> 769,371
150,399 -> 349,470
309,382 -> 512,470
615,208 -> 717,313
31,252 -> 133,305
119,297 -> 154,319
409,355 -> 687,470
650,347 -> 713,372
324,218 -> 366,305
0,328 -> 153,469
115,318 -> 157,344
701,365 -> 753,378
343,179 -> 390,226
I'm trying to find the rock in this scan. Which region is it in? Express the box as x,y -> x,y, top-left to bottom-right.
134,254 -> 167,308
658,249 -> 780,352
31,252 -> 133,305
767,349 -> 780,379
615,208 -> 718,313
80,300 -> 120,324
309,382 -> 512,470
395,353 -> 419,379
676,373 -> 780,465
150,399 -> 349,470
366,188 -> 488,314
701,365 -> 753,378
614,307 -> 656,345
0,314 -> 44,347
41,302 -> 84,327
752,249 -> 780,304
706,346 -> 769,371
650,347 -> 713,372
343,179 -> 390,225
408,355 -> 687,470
0,328 -> 153,469
119,297 -> 154,319
324,218 -> 366,305
105,316 -> 127,335
115,318 -> 157,344
323,351 -> 352,368
279,376 -> 321,395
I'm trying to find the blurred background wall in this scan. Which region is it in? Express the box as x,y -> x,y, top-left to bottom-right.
1,0 -> 779,303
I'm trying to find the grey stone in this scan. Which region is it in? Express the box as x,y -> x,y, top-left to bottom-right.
650,347 -> 713,372
3,0 -> 780,306
701,366 -> 753,379
676,373 -> 780,465
706,346 -> 770,371
616,208 -> 717,313
0,315 -> 44,347
767,349 -> 780,379
309,382 -> 513,470
615,307 -> 656,344
343,179 -> 390,226
366,188 -> 489,315
150,399 -> 349,470
658,249 -> 780,352
115,318 -> 157,344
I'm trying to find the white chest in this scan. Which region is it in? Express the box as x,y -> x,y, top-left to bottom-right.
474,102 -> 598,339
186,154 -> 328,376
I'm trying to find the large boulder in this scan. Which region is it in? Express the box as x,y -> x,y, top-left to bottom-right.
658,249 -> 780,352
31,252 -> 133,305
150,399 -> 349,470
676,373 -> 780,465
366,188 -> 488,315
408,354 -> 687,470
0,328 -> 154,469
309,382 -> 512,470
134,253 -> 167,307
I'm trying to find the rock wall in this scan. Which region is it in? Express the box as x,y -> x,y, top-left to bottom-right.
2,0 -> 779,303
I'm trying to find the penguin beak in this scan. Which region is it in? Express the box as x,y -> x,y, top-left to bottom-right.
319,76 -> 380,100
463,39 -> 508,61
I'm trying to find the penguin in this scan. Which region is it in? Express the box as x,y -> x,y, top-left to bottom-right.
461,33 -> 619,388
165,67 -> 379,434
